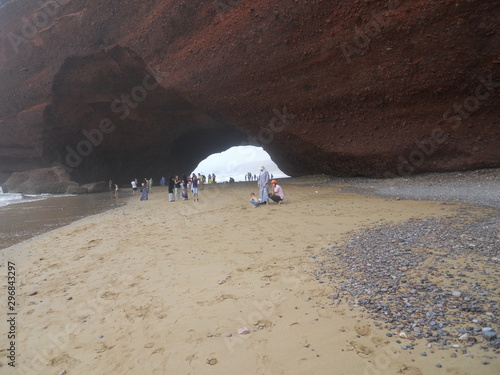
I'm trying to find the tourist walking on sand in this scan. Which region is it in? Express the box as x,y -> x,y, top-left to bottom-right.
148,177 -> 153,191
131,179 -> 138,195
140,183 -> 148,201
160,176 -> 166,186
182,175 -> 189,200
269,180 -> 284,204
114,184 -> 119,198
168,176 -> 175,202
191,173 -> 199,201
198,173 -> 204,190
258,166 -> 270,204
174,175 -> 181,200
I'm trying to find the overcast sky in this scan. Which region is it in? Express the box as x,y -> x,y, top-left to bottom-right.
192,146 -> 289,182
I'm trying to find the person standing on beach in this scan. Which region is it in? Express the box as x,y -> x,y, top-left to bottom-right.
269,180 -> 284,204
258,166 -> 270,204
140,183 -> 148,201
181,175 -> 189,200
131,179 -> 138,195
191,173 -> 199,201
148,177 -> 153,192
114,184 -> 119,198
160,176 -> 166,186
174,175 -> 181,200
168,176 -> 175,202
198,173 -> 204,190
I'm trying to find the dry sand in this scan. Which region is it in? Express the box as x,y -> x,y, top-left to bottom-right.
0,177 -> 498,375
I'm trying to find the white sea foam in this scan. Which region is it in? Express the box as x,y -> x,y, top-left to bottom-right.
0,188 -> 73,208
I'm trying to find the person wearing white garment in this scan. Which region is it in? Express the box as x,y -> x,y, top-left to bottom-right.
258,166 -> 270,204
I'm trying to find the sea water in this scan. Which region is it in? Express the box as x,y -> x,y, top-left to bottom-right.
0,188 -> 61,208
0,189 -> 126,249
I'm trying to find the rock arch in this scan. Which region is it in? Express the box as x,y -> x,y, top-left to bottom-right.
43,46 -> 249,183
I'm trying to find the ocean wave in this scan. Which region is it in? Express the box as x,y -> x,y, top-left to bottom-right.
0,193 -> 75,208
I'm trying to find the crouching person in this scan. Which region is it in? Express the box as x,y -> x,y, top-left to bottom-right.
269,180 -> 284,204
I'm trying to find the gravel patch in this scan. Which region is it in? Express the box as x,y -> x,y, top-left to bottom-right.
307,168 -> 500,209
311,208 -> 499,354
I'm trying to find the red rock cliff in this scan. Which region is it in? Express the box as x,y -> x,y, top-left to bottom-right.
0,0 -> 498,183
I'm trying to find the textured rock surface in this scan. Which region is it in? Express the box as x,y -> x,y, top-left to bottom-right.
81,181 -> 107,194
2,166 -> 78,194
64,184 -> 88,195
0,0 -> 499,184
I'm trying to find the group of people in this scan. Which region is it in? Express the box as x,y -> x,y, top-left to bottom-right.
245,171 -> 274,182
125,174 -> 207,202
128,178 -> 153,201
250,166 -> 284,207
166,174 -> 200,202
245,172 -> 257,181
119,167 -> 284,207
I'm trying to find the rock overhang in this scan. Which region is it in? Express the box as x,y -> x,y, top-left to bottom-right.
0,0 -> 499,184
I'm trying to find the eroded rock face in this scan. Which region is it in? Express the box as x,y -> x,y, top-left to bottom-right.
81,181 -> 107,194
2,166 -> 78,194
0,0 -> 498,184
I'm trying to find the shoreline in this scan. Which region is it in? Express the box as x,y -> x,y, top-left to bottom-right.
1,168 -> 498,251
0,191 -> 127,250
0,174 -> 498,374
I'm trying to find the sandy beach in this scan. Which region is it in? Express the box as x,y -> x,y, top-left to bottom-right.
0,175 -> 498,375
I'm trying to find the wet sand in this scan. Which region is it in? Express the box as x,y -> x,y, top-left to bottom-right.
0,176 -> 498,374
0,191 -> 129,250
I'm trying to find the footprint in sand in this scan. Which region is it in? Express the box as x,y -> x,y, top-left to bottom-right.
347,341 -> 374,358
100,291 -> 118,300
72,254 -> 85,261
185,353 -> 198,364
371,336 -> 389,346
48,353 -> 80,367
261,274 -> 280,282
95,342 -> 114,354
152,347 -> 164,355
256,353 -> 283,375
206,357 -> 218,366
84,239 -> 102,249
398,365 -> 423,375
253,319 -> 273,329
354,325 -> 371,336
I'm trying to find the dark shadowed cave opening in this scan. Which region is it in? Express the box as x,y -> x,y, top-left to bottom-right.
41,46 -> 251,184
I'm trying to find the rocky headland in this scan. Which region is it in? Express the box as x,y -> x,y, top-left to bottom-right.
0,0 -> 498,185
